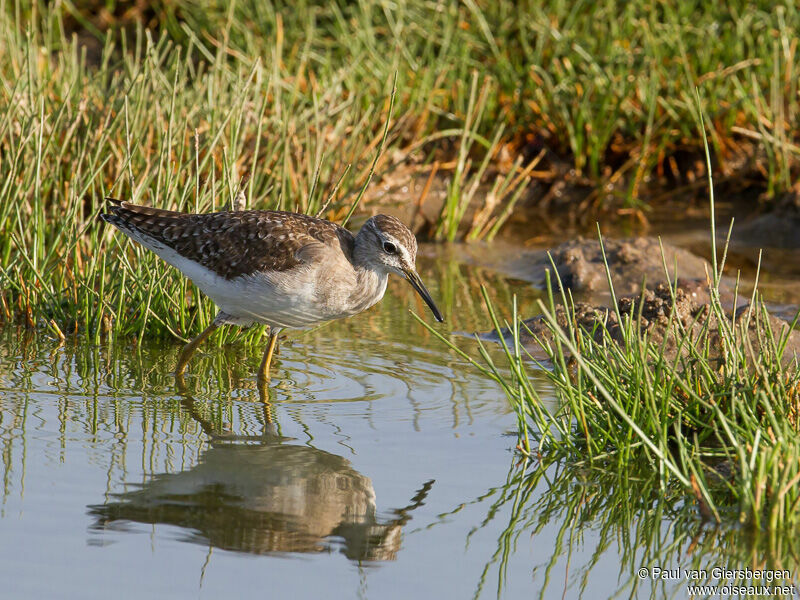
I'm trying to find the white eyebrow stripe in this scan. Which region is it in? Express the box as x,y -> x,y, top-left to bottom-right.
398,241 -> 413,265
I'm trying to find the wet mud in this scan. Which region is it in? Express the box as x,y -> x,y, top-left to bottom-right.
524,236 -> 711,296
484,282 -> 800,367
474,236 -> 800,367
455,236 -> 715,298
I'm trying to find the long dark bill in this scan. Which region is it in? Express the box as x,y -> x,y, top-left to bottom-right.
403,268 -> 444,323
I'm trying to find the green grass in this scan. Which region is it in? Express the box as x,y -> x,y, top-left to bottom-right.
423,104 -> 800,566
423,259 -> 800,594
2,1 -> 800,338
45,0 -> 800,197
422,184 -> 800,571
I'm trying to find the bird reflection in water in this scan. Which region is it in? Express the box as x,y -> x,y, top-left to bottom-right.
89,381 -> 434,562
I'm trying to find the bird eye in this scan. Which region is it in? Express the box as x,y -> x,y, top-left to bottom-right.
382,241 -> 397,254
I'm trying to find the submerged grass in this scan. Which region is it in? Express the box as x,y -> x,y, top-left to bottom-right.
424,262 -> 800,585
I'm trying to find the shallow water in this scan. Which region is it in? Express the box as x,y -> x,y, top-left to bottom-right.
0,255 -> 537,599
0,248 -> 794,599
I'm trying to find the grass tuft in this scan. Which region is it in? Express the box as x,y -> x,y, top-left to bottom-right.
421,135 -> 800,545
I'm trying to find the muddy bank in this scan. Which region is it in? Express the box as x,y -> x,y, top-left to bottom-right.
529,237 -> 711,296
465,230 -> 800,367
454,235 -> 731,304
484,282 -> 800,367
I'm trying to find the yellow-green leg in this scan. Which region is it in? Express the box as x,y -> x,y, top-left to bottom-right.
257,331 -> 280,385
175,320 -> 220,377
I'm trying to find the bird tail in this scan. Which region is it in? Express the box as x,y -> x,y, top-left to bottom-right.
100,199 -> 186,241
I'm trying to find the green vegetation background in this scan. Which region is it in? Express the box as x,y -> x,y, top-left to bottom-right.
2,0 -> 799,338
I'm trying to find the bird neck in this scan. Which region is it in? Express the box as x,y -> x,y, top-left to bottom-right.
346,264 -> 387,315
349,229 -> 390,310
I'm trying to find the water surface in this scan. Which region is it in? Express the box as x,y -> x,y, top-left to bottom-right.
0,249 -> 793,599
0,256 -> 545,599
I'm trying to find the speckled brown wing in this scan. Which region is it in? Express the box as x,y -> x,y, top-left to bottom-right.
102,200 -> 355,280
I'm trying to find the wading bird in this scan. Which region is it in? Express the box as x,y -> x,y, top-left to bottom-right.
102,200 -> 443,384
